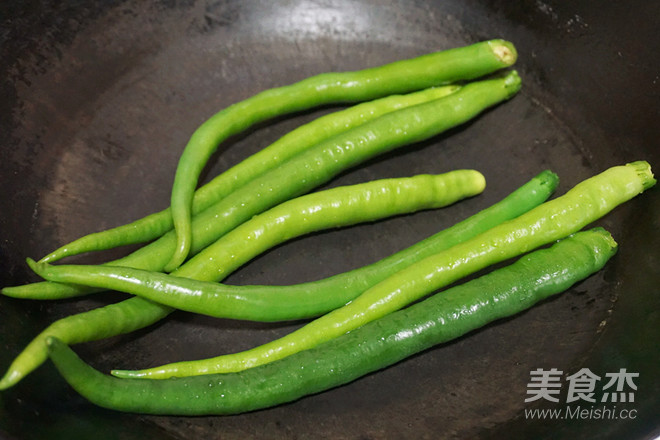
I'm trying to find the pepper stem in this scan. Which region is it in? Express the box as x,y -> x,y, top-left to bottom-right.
489,40 -> 518,66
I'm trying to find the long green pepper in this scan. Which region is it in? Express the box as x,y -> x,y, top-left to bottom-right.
165,39 -> 518,271
40,85 -> 459,264
3,70 -> 521,301
0,71 -> 522,390
117,161 -> 654,379
45,228 -> 617,415
0,170 -> 483,390
29,171 -> 558,322
0,168 -> 552,390
28,170 -> 488,321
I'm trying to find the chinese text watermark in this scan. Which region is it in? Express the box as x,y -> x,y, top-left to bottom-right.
524,368 -> 639,420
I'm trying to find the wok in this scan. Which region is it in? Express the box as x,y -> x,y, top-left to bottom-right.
0,1 -> 658,439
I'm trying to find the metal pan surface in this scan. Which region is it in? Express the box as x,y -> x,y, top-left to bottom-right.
0,1 -> 658,439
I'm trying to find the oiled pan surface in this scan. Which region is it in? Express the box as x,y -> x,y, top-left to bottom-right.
0,1 -> 658,439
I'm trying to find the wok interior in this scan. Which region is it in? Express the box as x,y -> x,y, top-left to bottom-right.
0,1 -> 658,439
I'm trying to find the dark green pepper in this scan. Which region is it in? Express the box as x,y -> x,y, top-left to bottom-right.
45,228 -> 617,415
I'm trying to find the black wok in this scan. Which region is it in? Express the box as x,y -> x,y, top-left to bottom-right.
1,1 -> 658,439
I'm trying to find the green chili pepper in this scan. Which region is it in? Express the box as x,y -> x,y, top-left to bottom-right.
28,171 -> 559,323
115,161 -> 654,379
44,228 -> 617,415
165,39 -> 518,271
40,85 -> 459,264
0,169 -> 552,390
3,70 -> 521,301
28,170 -> 487,320
2,170 -> 484,390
